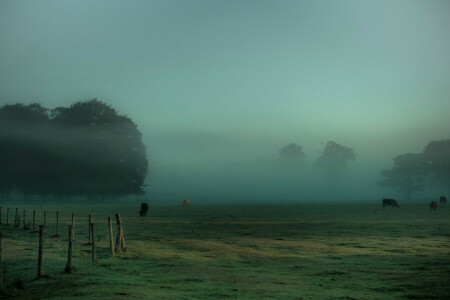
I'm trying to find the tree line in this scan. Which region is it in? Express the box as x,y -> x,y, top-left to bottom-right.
277,139 -> 450,199
0,99 -> 148,200
378,140 -> 450,199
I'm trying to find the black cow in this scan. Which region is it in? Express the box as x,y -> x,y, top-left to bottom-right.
430,201 -> 438,212
140,203 -> 149,216
440,196 -> 447,204
383,198 -> 399,208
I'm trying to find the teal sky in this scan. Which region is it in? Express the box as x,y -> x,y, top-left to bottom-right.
1,1 -> 450,200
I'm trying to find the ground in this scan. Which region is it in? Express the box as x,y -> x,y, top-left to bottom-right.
0,203 -> 449,299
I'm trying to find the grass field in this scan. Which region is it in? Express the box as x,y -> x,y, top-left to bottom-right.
1,202 -> 449,299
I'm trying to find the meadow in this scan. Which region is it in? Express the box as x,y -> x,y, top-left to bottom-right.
1,202 -> 449,299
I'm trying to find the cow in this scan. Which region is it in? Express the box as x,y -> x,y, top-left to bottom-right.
139,203 -> 149,216
383,198 -> 399,208
440,196 -> 447,204
430,201 -> 438,212
182,199 -> 190,208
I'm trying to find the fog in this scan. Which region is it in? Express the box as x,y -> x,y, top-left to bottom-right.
1,1 -> 449,204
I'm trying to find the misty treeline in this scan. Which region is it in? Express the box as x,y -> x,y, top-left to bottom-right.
378,140 -> 450,199
0,99 -> 148,200
274,139 -> 450,200
277,141 -> 356,178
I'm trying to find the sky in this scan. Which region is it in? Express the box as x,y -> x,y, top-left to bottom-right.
1,0 -> 449,202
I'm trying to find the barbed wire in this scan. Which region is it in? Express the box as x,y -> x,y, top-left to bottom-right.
0,207 -> 123,289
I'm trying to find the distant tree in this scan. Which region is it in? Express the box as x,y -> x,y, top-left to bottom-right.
315,141 -> 356,180
422,139 -> 450,195
279,143 -> 306,161
378,153 -> 426,199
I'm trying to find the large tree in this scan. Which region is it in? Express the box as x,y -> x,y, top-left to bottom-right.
0,99 -> 148,199
378,153 -> 426,199
422,139 -> 450,195
0,103 -> 51,199
278,143 -> 306,167
315,141 -> 356,180
279,143 -> 306,160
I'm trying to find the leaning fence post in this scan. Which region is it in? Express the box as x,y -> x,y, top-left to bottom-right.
115,213 -> 126,253
15,208 -> 18,227
55,211 -> 59,237
88,214 -> 92,245
65,226 -> 73,273
33,210 -> 36,231
91,223 -> 96,263
6,208 -> 9,226
37,225 -> 44,277
0,232 -> 3,290
43,211 -> 46,236
115,214 -> 122,253
108,217 -> 114,255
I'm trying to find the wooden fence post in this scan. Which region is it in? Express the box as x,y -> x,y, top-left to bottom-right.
0,232 -> 3,290
91,223 -> 96,263
71,213 -> 75,231
115,214 -> 122,253
108,217 -> 114,255
65,226 -> 73,273
37,225 -> 44,277
14,208 -> 18,227
33,210 -> 36,231
88,214 -> 92,245
43,211 -> 46,236
55,211 -> 59,237
115,213 -> 127,253
23,209 -> 26,229
6,208 -> 9,226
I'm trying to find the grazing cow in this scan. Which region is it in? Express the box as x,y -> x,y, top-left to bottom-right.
383,198 -> 399,208
182,199 -> 190,208
140,203 -> 149,216
430,201 -> 437,212
440,196 -> 447,204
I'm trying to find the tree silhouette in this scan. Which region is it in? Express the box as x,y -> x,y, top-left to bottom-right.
423,139 -> 450,195
0,103 -> 51,199
378,153 -> 426,199
50,99 -> 148,197
0,99 -> 148,200
279,143 -> 306,161
315,141 -> 356,180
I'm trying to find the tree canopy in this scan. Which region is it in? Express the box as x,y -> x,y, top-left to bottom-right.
315,141 -> 356,178
423,139 -> 450,194
0,99 -> 148,200
279,143 -> 306,161
378,153 -> 426,199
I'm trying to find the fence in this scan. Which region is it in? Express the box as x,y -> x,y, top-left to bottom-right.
0,207 -> 127,289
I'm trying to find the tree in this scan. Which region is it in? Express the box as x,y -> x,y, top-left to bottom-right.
0,103 -> 50,199
279,143 -> 306,161
50,99 -> 148,197
422,139 -> 450,195
378,153 -> 426,199
0,99 -> 148,199
315,141 -> 356,180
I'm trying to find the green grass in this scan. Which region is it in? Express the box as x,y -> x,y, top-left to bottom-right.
1,203 -> 449,299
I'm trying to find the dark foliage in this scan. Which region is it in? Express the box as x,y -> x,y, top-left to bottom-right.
423,139 -> 450,194
279,143 -> 306,161
315,141 -> 356,180
0,99 -> 148,199
378,153 -> 426,199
